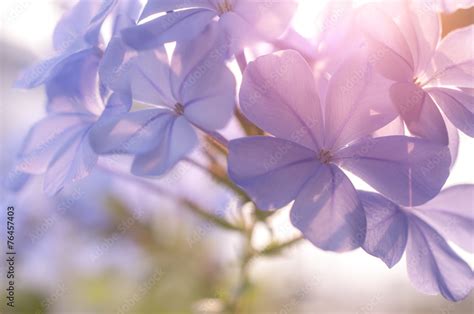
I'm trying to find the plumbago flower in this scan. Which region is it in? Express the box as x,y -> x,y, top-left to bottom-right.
121,0 -> 297,53
357,1 -> 474,144
14,51 -> 130,195
360,185 -> 474,301
228,49 -> 451,251
89,24 -> 236,176
15,0 -> 142,88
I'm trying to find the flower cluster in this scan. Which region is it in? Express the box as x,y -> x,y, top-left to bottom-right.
13,0 -> 473,302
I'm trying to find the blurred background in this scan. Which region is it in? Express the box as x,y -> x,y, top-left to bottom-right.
0,0 -> 473,313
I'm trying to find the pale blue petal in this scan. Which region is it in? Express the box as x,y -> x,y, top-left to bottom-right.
43,130 -> 97,195
89,109 -> 174,155
84,0 -> 118,44
427,87 -> 474,137
390,82 -> 449,145
406,215 -> 473,301
171,23 -> 235,130
290,165 -> 366,252
122,9 -> 216,50
228,136 -> 320,210
131,116 -> 198,176
139,0 -> 214,20
239,50 -> 324,151
336,136 -> 451,206
356,4 -> 414,82
416,185 -> 474,253
52,0 -> 96,51
16,114 -> 92,175
324,48 -> 397,150
46,48 -> 103,116
427,25 -> 474,88
359,191 -> 408,268
15,45 -> 91,89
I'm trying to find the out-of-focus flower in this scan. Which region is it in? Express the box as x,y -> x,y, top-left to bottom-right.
121,0 -> 297,54
228,49 -> 451,252
357,1 -> 474,144
15,0 -> 143,88
90,24 -> 236,176
14,52 -> 130,195
360,185 -> 474,301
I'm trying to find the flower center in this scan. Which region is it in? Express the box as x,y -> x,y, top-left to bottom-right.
413,77 -> 422,87
318,149 -> 333,164
216,0 -> 233,15
174,103 -> 185,115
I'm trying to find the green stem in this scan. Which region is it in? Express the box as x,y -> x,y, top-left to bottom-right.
259,235 -> 304,256
227,215 -> 256,313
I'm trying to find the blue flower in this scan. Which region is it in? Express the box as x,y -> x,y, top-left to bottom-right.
15,50 -> 130,195
360,185 -> 474,301
15,0 -> 143,88
121,0 -> 297,54
228,49 -> 451,252
89,24 -> 236,176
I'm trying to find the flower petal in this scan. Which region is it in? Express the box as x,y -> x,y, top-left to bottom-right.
416,185 -> 474,253
444,114 -> 460,168
218,12 -> 258,54
427,25 -> 474,88
131,116 -> 198,176
427,87 -> 474,137
99,37 -> 132,92
234,0 -> 296,39
228,136 -> 320,210
121,9 -> 216,50
43,130 -> 98,195
16,114 -> 92,175
84,0 -> 118,44
336,136 -> 451,206
392,0 -> 440,74
171,23 -> 235,130
324,48 -> 397,150
100,92 -> 132,117
129,48 -> 175,107
46,48 -> 103,116
52,0 -> 96,51
239,50 -> 324,151
373,116 -> 405,137
15,45 -> 91,89
390,82 -> 449,144
89,109 -> 174,155
358,191 -> 408,268
290,165 -> 366,252
356,4 -> 414,81
406,215 -> 473,301
139,0 -> 214,20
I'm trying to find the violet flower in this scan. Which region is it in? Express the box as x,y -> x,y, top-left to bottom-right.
121,0 -> 297,54
15,51 -> 130,195
90,24 -> 236,176
357,2 -> 474,143
15,0 -> 143,89
360,185 -> 473,301
228,49 -> 451,252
